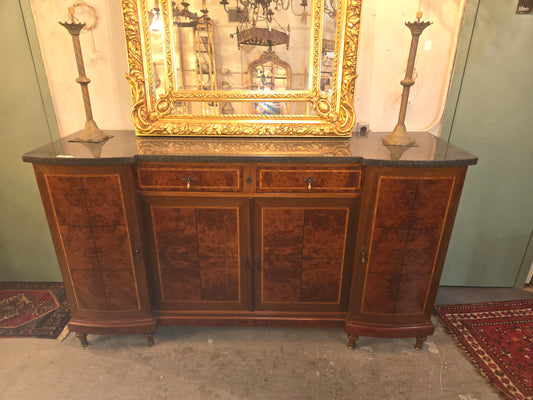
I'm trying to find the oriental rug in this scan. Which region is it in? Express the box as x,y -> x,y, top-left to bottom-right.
0,282 -> 70,339
435,300 -> 533,400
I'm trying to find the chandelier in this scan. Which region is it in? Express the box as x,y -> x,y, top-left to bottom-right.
220,0 -> 308,49
171,1 -> 212,28
324,0 -> 337,19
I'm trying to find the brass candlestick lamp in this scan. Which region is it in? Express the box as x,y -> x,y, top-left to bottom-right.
60,18 -> 111,143
382,12 -> 432,147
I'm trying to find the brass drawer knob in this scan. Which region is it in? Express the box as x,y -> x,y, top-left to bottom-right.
183,176 -> 195,191
304,177 -> 316,191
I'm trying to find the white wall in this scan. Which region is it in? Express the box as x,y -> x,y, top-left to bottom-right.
356,0 -> 467,133
30,0 -> 134,135
30,0 -> 466,137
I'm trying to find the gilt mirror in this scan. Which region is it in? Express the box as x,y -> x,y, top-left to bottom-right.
121,0 -> 362,137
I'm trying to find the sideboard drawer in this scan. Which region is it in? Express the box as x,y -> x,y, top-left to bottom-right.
257,165 -> 362,193
136,164 -> 243,192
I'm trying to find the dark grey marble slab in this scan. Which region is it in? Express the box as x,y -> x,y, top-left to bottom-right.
22,130 -> 477,167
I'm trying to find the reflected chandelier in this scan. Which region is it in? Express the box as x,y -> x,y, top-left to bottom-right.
220,0 -> 309,49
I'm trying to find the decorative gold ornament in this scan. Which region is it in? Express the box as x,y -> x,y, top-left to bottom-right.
120,0 -> 362,137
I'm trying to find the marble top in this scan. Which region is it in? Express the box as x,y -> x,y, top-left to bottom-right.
22,130 -> 477,167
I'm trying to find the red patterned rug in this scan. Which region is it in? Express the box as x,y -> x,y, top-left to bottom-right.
0,282 -> 70,339
435,300 -> 533,400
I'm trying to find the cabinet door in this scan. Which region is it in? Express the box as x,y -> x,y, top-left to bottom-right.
143,196 -> 251,311
34,164 -> 154,333
346,166 -> 467,338
254,198 -> 358,312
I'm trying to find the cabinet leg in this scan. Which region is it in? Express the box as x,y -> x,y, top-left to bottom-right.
415,336 -> 427,350
76,332 -> 88,347
144,332 -> 155,347
347,335 -> 359,350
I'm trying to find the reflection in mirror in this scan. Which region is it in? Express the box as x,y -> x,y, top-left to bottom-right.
146,0 -> 316,110
176,100 -> 314,116
321,1 -> 336,93
248,49 -> 293,114
148,4 -> 166,98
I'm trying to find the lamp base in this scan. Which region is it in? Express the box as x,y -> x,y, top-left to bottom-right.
382,123 -> 417,147
71,120 -> 112,143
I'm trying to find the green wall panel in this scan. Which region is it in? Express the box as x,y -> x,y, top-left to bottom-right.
441,0 -> 533,286
0,1 -> 60,281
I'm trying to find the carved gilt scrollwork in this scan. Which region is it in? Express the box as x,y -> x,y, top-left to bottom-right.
337,0 -> 362,132
121,0 -> 362,137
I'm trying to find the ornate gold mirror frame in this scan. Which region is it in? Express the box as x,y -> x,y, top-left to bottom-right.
121,0 -> 362,137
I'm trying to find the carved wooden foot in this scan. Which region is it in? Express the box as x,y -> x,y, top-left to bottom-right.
76,332 -> 88,347
415,336 -> 427,350
347,335 -> 359,350
144,332 -> 155,347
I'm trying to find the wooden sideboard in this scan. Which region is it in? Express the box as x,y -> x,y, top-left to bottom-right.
23,131 -> 476,348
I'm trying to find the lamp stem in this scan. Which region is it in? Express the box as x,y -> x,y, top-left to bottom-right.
396,25 -> 422,128
67,24 -> 94,122
60,21 -> 110,143
382,17 -> 432,147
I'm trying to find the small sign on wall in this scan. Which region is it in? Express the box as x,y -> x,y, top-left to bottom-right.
517,0 -> 532,14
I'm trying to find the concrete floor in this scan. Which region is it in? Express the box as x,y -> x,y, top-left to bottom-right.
1,287 -> 531,400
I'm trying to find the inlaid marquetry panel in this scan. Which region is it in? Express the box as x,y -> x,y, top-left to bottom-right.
46,174 -> 140,312
402,229 -> 442,275
303,210 -> 347,259
102,270 -> 139,310
92,226 -> 132,271
300,259 -> 343,303
262,255 -> 302,302
260,206 -> 349,305
199,258 -> 240,301
257,166 -> 362,193
411,179 -> 455,228
159,256 -> 202,301
360,273 -> 398,314
45,176 -> 89,225
362,176 -> 455,315
59,225 -> 98,270
137,165 -> 243,192
366,228 -> 408,275
373,179 -> 417,228
395,273 -> 432,314
69,270 -> 107,310
152,207 -> 198,258
262,209 -> 304,259
195,209 -> 239,258
151,206 -> 241,304
83,177 -> 126,225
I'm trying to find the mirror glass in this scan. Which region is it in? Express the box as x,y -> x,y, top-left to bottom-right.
146,0 -> 337,116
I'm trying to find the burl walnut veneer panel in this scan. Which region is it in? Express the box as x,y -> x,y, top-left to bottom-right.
151,206 -> 240,303
137,165 -> 243,192
46,175 -> 140,311
257,166 -> 362,193
362,177 -> 455,315
261,207 -> 348,304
